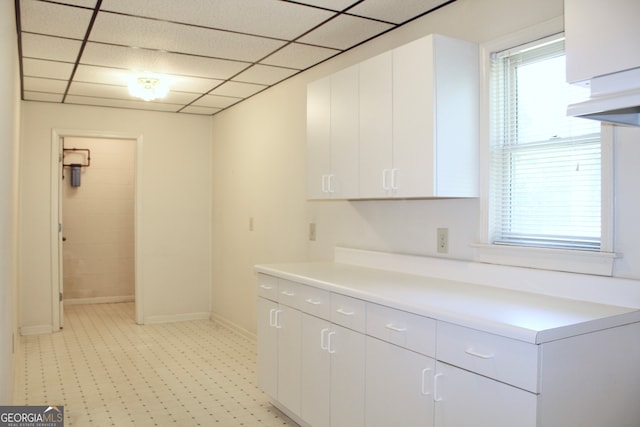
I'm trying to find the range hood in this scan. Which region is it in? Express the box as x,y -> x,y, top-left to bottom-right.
568,67 -> 640,126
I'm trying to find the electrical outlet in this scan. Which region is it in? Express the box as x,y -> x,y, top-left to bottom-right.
437,228 -> 448,253
309,222 -> 316,241
249,217 -> 254,231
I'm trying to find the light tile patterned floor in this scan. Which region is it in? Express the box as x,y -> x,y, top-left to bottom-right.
14,303 -> 298,426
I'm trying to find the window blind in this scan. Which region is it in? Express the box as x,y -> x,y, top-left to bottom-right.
489,35 -> 602,251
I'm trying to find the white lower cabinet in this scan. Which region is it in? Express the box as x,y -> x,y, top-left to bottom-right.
301,314 -> 365,427
365,336 -> 435,427
433,362 -> 537,427
256,296 -> 302,417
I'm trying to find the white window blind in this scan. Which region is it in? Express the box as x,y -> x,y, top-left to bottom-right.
489,35 -> 602,251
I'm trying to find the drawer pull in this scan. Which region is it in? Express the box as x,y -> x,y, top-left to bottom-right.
336,308 -> 355,316
305,298 -> 322,305
259,284 -> 273,290
465,348 -> 495,359
280,290 -> 295,297
385,323 -> 407,332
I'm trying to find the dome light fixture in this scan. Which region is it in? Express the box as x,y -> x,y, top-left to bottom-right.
128,76 -> 169,101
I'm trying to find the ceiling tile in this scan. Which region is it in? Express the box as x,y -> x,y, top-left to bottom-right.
23,92 -> 65,103
65,95 -> 181,112
89,12 -> 287,62
166,75 -> 224,94
81,43 -> 248,81
210,81 -> 267,98
101,0 -> 335,40
53,0 -> 98,7
22,58 -> 74,80
73,64 -> 132,86
23,76 -> 68,94
180,105 -> 222,116
297,14 -> 394,50
292,0 -> 360,12
349,0 -> 450,24
21,33 -> 83,63
67,81 -> 128,99
20,0 -> 94,39
260,43 -> 339,69
232,64 -> 299,86
190,95 -> 241,109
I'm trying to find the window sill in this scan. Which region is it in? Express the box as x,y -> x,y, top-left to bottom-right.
470,243 -> 620,276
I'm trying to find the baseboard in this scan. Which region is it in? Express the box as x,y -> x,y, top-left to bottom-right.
210,312 -> 256,342
64,295 -> 135,305
143,311 -> 210,325
20,324 -> 53,336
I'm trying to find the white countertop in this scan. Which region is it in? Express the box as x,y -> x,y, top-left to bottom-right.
255,261 -> 640,344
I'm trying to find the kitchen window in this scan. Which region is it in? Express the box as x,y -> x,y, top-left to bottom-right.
477,30 -> 616,275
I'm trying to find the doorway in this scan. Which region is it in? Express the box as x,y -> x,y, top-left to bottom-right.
51,129 -> 144,328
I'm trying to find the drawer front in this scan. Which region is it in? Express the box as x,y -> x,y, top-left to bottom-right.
331,294 -> 366,333
366,303 -> 436,357
298,283 -> 331,319
277,279 -> 303,309
257,274 -> 278,301
436,322 -> 540,393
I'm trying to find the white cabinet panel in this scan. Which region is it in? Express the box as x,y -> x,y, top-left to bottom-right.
301,314 -> 331,427
330,324 -> 365,427
565,0 -> 640,83
366,336 -> 435,427
257,297 -> 278,398
359,51 -> 393,198
434,362 -> 537,427
306,76 -> 332,199
367,302 -> 436,356
277,306 -> 302,416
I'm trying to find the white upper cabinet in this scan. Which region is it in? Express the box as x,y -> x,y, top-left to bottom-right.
308,34 -> 479,200
307,65 -> 359,199
565,0 -> 640,83
392,34 -> 478,198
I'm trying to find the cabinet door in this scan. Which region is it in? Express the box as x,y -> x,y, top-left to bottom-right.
331,324 -> 366,427
365,336 -> 435,427
393,36 -> 436,198
257,297 -> 278,399
433,362 -> 537,427
307,76 -> 332,199
359,51 -> 393,198
277,306 -> 302,417
330,64 -> 360,199
301,314 -> 331,427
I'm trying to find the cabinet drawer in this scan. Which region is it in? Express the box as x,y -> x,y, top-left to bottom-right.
366,303 -> 436,357
331,294 -> 366,333
436,322 -> 540,393
277,279 -> 303,309
298,283 -> 331,319
257,274 -> 278,301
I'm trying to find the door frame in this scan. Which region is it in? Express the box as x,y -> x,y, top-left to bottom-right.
50,128 -> 144,328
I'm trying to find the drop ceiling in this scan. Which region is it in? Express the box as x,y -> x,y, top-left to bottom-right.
16,0 -> 455,116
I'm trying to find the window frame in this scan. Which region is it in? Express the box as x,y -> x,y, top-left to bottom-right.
474,18 -> 617,276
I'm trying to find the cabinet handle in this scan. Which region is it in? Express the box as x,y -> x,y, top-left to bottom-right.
433,373 -> 444,402
382,169 -> 390,191
420,368 -> 432,396
275,310 -> 283,329
336,308 -> 355,316
327,174 -> 335,193
327,331 -> 336,354
280,290 -> 295,297
465,348 -> 495,359
385,323 -> 407,332
259,284 -> 273,290
305,298 -> 322,305
320,328 -> 330,350
269,308 -> 277,327
391,168 -> 398,190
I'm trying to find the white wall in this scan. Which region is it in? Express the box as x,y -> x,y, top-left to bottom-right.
19,103 -> 211,330
0,0 -> 21,403
62,137 -> 135,301
210,0 -> 640,336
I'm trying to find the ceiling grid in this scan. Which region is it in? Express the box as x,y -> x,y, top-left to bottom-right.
15,0 -> 455,115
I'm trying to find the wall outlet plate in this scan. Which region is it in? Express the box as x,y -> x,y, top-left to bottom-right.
437,227 -> 448,253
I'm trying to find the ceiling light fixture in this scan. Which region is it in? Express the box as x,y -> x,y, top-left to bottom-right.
128,76 -> 169,101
